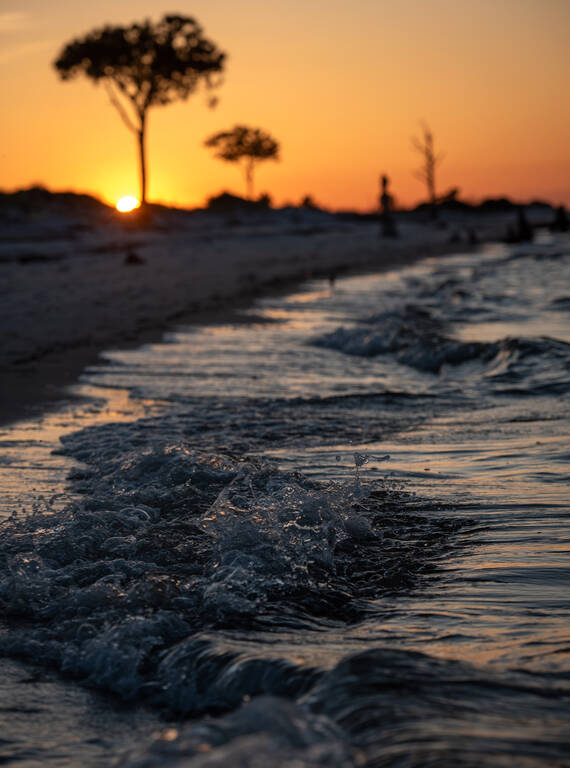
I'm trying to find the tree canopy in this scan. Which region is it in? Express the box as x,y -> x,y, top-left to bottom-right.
205,125 -> 280,200
54,14 -> 226,205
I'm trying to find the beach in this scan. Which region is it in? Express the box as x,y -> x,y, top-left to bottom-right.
2,0 -> 569,762
1,200 -> 569,767
0,203 -> 513,425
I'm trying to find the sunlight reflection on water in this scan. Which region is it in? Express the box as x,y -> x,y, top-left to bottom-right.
1,240 -> 569,766
1,240 -> 569,712
0,387 -> 160,518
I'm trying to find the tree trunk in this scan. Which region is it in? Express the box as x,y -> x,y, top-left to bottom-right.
428,171 -> 437,220
138,115 -> 147,206
245,159 -> 254,200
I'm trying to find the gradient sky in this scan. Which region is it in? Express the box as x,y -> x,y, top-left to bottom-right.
1,0 -> 569,210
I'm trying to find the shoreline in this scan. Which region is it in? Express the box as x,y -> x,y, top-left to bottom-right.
0,214 -> 506,427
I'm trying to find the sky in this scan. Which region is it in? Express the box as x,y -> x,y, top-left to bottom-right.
1,0 -> 569,211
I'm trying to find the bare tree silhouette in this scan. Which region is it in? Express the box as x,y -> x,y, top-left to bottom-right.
54,15 -> 225,206
204,125 -> 280,200
412,122 -> 444,217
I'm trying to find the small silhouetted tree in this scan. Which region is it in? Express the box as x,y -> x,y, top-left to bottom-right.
54,15 -> 225,206
412,122 -> 444,217
204,125 -> 279,200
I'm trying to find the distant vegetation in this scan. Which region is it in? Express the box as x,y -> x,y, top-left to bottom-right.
204,125 -> 280,200
0,186 -> 560,224
44,16 -> 566,216
412,196 -> 553,215
205,191 -> 272,214
300,195 -> 321,210
54,14 -> 225,206
0,185 -> 108,215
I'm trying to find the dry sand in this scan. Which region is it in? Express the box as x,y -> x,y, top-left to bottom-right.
0,207 -> 511,425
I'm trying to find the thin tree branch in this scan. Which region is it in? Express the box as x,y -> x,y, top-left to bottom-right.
104,80 -> 140,135
411,136 -> 426,154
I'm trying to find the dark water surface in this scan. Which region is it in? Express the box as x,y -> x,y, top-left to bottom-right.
0,239 -> 569,766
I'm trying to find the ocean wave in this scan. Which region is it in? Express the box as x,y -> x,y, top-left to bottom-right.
0,426 -> 464,711
116,648 -> 569,767
303,648 -> 570,768
311,305 -> 570,395
550,296 -> 570,311
118,695 -> 354,767
312,305 -> 489,373
482,336 -> 570,394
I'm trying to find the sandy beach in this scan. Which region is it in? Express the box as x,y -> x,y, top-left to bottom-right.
2,4 -> 569,763
0,203 -> 518,425
1,199 -> 568,768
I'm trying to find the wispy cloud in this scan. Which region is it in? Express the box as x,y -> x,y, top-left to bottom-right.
0,12 -> 29,33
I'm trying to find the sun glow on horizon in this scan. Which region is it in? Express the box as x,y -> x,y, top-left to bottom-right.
2,2 -> 570,210
116,195 -> 140,213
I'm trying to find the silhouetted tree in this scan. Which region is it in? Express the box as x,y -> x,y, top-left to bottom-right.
204,125 -> 279,200
412,122 -> 444,218
54,15 -> 225,206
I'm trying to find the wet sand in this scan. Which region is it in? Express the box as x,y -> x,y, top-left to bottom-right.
0,211 -> 506,425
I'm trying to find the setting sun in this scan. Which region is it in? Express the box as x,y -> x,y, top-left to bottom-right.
116,196 -> 140,213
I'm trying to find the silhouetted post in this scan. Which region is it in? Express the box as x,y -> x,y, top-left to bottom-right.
379,174 -> 398,237
517,206 -> 533,241
54,15 -> 225,208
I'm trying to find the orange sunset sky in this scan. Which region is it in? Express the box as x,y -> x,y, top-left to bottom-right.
1,0 -> 569,211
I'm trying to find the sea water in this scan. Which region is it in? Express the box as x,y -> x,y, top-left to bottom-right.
0,238 -> 568,766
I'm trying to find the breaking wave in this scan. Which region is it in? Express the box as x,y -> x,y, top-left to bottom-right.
118,650 -> 569,768
2,239 -> 569,766
0,430 -> 464,715
312,304 -> 570,394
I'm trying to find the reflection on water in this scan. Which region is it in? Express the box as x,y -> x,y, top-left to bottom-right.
75,239 -> 570,669
1,239 -> 569,765
0,387 -> 160,518
458,317 -> 570,343
260,398 -> 570,669
0,658 -> 163,767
